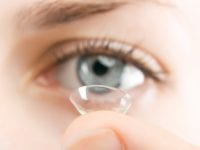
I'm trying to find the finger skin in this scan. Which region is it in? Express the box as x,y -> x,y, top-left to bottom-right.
63,111 -> 199,150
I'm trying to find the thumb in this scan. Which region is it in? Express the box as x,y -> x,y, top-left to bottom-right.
62,111 -> 199,150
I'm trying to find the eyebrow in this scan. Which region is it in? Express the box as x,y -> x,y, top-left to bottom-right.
16,1 -> 127,29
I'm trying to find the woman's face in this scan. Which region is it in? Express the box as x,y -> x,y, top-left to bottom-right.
0,0 -> 200,149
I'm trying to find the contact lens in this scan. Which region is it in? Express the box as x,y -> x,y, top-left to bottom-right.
69,85 -> 132,115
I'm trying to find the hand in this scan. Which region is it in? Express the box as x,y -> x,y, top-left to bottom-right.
62,111 -> 199,150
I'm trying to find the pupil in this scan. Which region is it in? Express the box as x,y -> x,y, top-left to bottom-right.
92,60 -> 109,76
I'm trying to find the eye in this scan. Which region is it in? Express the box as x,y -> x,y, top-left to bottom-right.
77,55 -> 144,89
55,54 -> 145,90
30,38 -> 167,96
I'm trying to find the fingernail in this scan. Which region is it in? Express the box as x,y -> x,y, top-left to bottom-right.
64,128 -> 123,150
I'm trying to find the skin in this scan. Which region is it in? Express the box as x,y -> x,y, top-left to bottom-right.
0,0 -> 200,149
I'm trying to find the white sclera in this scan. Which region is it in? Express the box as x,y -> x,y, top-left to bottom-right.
69,85 -> 132,115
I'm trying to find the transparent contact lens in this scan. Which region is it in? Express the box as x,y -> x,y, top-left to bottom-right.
69,85 -> 132,115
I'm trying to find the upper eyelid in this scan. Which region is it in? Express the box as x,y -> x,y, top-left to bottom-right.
47,38 -> 136,63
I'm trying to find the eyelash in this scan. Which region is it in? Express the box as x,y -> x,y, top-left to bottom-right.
23,37 -> 167,88
46,38 -> 167,83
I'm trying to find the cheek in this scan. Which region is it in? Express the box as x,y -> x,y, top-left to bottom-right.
130,84 -> 200,145
0,71 -> 78,149
0,91 -> 78,149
